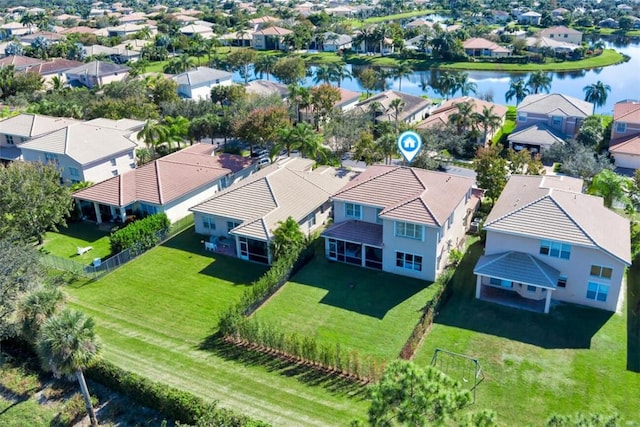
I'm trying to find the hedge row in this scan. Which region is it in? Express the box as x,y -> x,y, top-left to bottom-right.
109,213 -> 170,254
399,268 -> 455,360
87,360 -> 269,426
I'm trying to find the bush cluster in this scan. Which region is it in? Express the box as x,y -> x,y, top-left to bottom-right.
109,213 -> 170,254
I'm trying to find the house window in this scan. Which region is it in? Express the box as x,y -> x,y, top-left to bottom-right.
128,152 -> 134,159
557,275 -> 567,288
615,122 -> 627,133
396,252 -> 422,271
20,137 -> 27,143
307,213 -> 316,227
527,285 -> 537,293
540,240 -> 571,260
345,203 -> 362,219
517,112 -> 527,122
5,135 -> 13,145
69,167 -> 79,177
564,34 -> 568,38
45,152 -> 58,162
129,162 -> 136,169
552,116 -> 563,127
227,220 -> 240,233
590,265 -> 613,279
376,208 -> 383,224
489,277 -> 513,288
203,216 -> 216,230
586,282 -> 609,302
447,212 -> 454,229
395,221 -> 423,240
112,170 -> 118,176
110,158 -> 117,166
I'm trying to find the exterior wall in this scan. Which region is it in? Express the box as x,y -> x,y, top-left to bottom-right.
611,152 -> 640,169
20,149 -> 79,183
81,151 -> 136,184
300,202 -> 332,236
543,31 -> 581,45
67,72 -> 128,89
517,111 -> 583,136
611,120 -> 640,140
485,230 -> 626,312
180,78 -> 233,100
381,220 -> 438,281
252,35 -> 266,50
164,181 -> 221,223
323,42 -> 351,52
193,212 -> 241,237
333,199 -> 382,224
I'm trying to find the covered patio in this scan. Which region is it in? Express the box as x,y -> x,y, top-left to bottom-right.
473,251 -> 560,314
321,220 -> 383,270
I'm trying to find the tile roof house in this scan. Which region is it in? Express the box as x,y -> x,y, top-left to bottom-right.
191,157 -> 356,264
519,11 -> 542,25
65,60 -> 130,88
173,67 -> 233,100
462,37 -> 512,57
417,96 -> 508,144
538,26 -> 583,45
320,32 -> 352,52
356,90 -> 432,125
475,175 -> 631,313
508,93 -> 593,154
73,143 -> 256,224
245,79 -> 289,99
18,119 -> 145,185
252,26 -> 292,50
0,55 -> 46,71
609,100 -> 640,170
322,165 -> 478,281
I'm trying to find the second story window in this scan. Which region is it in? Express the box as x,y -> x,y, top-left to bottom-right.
110,158 -> 117,166
69,167 -> 79,177
345,203 -> 362,219
552,116 -> 563,127
395,221 -> 423,240
540,240 -> 571,260
615,122 -> 627,134
5,135 -> 14,145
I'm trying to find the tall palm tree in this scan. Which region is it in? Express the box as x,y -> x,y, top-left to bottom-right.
527,71 -> 552,94
313,64 -> 332,85
20,13 -> 36,33
448,101 -> 477,135
475,105 -> 502,144
389,98 -> 405,129
376,132 -> 398,165
139,120 -> 169,157
455,72 -> 477,97
393,63 -> 413,92
328,62 -> 351,88
37,309 -> 100,427
276,125 -> 299,156
288,84 -> 311,124
293,122 -> 325,161
254,55 -> 277,81
162,116 -> 189,149
505,78 -> 529,105
436,72 -> 458,99
19,287 -> 65,345
583,80 -> 611,111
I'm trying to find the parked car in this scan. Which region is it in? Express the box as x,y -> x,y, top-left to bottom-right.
257,157 -> 270,168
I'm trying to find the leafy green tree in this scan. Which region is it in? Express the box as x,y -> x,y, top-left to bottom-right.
211,84 -> 246,106
324,109 -> 372,162
505,78 -> 529,106
576,115 -> 605,148
226,48 -> 257,85
362,360 -> 475,426
234,106 -> 290,154
38,309 -> 101,427
310,83 -> 341,129
0,162 -> 72,244
507,148 -> 545,175
354,131 -> 382,165
588,169 -> 628,209
272,56 -> 307,85
356,68 -> 378,97
527,71 -> 552,95
583,81 -> 611,112
474,145 -> 508,203
270,216 -> 305,259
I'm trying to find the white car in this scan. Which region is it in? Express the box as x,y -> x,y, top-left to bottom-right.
257,157 -> 270,168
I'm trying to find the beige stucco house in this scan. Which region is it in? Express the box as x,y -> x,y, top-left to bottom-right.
462,38 -> 512,57
322,166 -> 478,282
538,26 -> 583,46
191,157 -> 357,264
475,175 -> 631,313
609,100 -> 640,170
65,61 -> 130,88
252,26 -> 292,50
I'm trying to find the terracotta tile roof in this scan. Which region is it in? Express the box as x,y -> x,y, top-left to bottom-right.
255,26 -> 292,36
73,144 -> 254,207
322,220 -> 383,247
418,96 -> 507,130
24,58 -> 84,76
0,55 -> 46,70
60,26 -> 98,34
463,37 -> 504,50
614,101 -> 640,123
333,165 -> 474,227
609,135 -> 640,155
336,87 -> 361,107
484,175 -> 631,265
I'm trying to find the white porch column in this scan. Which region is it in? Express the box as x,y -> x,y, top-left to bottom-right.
544,289 -> 552,314
362,244 -> 366,267
93,202 -> 102,224
475,275 -> 482,299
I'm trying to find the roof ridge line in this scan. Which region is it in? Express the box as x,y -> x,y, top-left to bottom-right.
333,165 -> 398,197
547,192 -> 596,246
528,253 -> 555,287
264,175 -> 279,208
154,161 -> 163,204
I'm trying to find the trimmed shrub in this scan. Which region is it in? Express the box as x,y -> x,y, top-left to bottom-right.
109,213 -> 170,254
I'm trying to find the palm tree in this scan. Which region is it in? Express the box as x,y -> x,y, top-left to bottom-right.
19,287 -> 65,345
20,13 -> 36,33
475,105 -> 502,144
162,116 -> 189,149
448,101 -> 477,135
527,71 -> 552,94
588,169 -> 627,208
293,122 -> 325,161
455,72 -> 477,97
49,76 -> 64,93
436,72 -> 458,99
583,81 -> 611,112
389,98 -> 405,129
276,125 -> 299,156
139,120 -> 169,157
505,78 -> 529,105
288,84 -> 311,123
376,132 -> 398,165
271,216 -> 305,259
328,62 -> 351,88
313,64 -> 332,85
37,309 -> 100,427
254,55 -> 277,81
393,63 -> 413,92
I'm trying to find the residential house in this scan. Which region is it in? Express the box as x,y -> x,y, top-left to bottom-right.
107,24 -> 156,38
219,30 -> 254,47
417,96 -> 507,144
325,6 -> 356,17
65,61 -> 130,88
0,113 -> 79,162
356,91 -> 432,125
538,26 -> 582,45
474,175 -> 630,313
179,24 -> 215,39
525,36 -> 581,54
320,32 -> 352,52
0,22 -> 32,36
508,93 -> 594,154
462,37 -> 512,57
19,118 -> 144,185
245,79 -> 289,99
173,67 -> 233,100
599,18 -> 619,29
73,143 -> 256,224
335,87 -> 362,112
0,55 -> 45,71
406,18 -> 436,30
489,10 -> 511,24
191,157 -> 356,264
24,58 -> 84,87
248,16 -> 281,31
519,11 -> 542,25
551,8 -> 570,18
252,26 -> 293,50
608,100 -> 640,170
18,31 -> 67,44
322,165 -> 477,281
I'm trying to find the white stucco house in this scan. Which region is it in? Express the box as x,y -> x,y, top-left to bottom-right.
173,67 -> 233,100
474,175 -> 631,313
65,61 -> 130,88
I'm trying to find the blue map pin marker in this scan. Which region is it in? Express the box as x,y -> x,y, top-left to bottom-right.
397,131 -> 422,163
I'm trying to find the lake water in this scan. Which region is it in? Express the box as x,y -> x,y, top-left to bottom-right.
233,36 -> 640,114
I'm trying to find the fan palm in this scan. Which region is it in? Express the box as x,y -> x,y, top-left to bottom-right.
583,80 -> 611,111
448,101 -> 477,135
505,78 -> 529,105
328,62 -> 352,88
37,309 -> 100,427
313,64 -> 332,85
139,120 -> 169,157
254,55 -> 277,81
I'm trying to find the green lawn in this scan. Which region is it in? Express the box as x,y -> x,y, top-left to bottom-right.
412,241 -> 640,424
66,228 -> 369,425
254,255 -> 438,360
41,222 -> 111,264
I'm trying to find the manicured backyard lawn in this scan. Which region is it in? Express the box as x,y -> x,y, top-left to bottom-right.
413,241 -> 640,424
41,222 -> 111,264
254,255 -> 438,360
66,228 -> 369,425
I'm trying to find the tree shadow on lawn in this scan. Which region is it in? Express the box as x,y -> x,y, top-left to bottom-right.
435,241 -> 612,349
627,256 -> 640,372
289,256 -> 434,319
199,334 -> 368,400
54,221 -> 110,243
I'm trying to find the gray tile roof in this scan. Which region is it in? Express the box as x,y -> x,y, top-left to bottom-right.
66,60 -> 130,77
173,67 -> 233,87
474,251 -> 560,289
518,93 -> 593,118
508,123 -> 566,146
321,220 -> 383,247
356,90 -> 431,123
484,175 -> 631,265
0,113 -> 80,138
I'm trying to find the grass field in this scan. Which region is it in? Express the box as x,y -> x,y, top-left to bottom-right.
66,228 -> 369,426
412,241 -> 640,424
254,255 -> 438,360
41,222 -> 111,264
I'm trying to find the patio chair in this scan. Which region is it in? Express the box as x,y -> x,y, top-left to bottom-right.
77,246 -> 93,256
